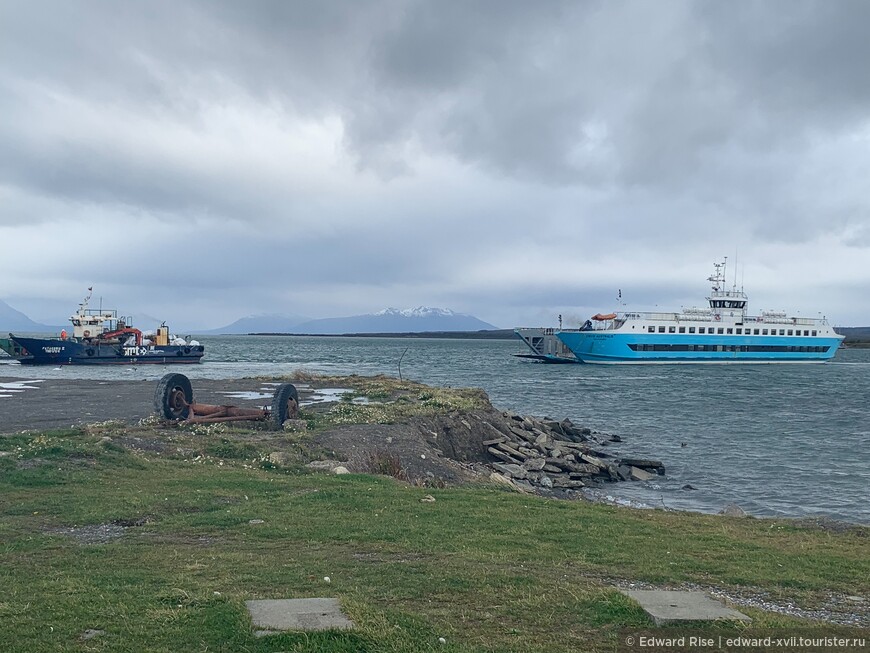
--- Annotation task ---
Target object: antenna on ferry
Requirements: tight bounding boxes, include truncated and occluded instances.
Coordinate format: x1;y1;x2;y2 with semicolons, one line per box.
733;248;739;290
710;259;725;291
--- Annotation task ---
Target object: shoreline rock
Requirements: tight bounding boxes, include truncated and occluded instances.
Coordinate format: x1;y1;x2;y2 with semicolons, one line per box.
477;413;664;495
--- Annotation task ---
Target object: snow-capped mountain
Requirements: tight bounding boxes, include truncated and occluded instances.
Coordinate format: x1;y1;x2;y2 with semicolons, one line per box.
290;307;498;334
374;307;460;318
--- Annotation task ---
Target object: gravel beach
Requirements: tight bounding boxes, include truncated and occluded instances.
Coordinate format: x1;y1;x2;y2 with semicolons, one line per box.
0;376;305;434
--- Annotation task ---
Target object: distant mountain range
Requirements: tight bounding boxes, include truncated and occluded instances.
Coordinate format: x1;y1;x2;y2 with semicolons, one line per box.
0;299;61;333
836;326;870;340
1;301;497;336
289;307;497;334
199;312;311;335
205;307;497;335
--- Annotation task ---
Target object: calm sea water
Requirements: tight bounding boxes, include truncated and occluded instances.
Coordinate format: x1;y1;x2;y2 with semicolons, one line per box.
3;335;869;523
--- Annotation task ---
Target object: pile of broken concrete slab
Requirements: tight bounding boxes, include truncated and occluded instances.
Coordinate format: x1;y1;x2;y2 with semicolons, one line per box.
484;413;664;493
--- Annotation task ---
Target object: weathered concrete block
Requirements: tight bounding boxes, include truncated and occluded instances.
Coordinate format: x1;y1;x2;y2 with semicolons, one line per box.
489;472;522;491
580;454;605;468
522;457;547;471
720;503;747;517
495;441;526;459
570;463;600;475
487;447;521;464
246;598;355;634
492;462;527;479
620;590;750;626
629;466;656;481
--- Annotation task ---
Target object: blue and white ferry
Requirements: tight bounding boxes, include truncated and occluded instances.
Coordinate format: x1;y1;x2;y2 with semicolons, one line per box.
557;261;844;364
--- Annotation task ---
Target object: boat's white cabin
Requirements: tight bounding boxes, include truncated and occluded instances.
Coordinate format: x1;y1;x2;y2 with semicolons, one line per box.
68;290;117;338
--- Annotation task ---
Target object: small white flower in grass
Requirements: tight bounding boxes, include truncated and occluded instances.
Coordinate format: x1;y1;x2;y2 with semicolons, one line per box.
439;637;446;644
323;576;331;583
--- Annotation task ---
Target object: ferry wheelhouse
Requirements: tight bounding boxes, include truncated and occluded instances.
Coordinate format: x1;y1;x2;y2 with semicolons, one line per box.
556;261;844;364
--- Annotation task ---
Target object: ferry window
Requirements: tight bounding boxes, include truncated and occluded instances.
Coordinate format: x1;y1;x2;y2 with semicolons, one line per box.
787;329;793;336
762;329;768;335
688;327;696;333
698;327;705;334
658;326;666;333
753;328;759;335
803;330;809;336
779;329;786;335
736;328;742;334
727;328;733;334
718;328;724;334
678;327;686;333
668;326;676;333
648;326;655;333
812;330;817;336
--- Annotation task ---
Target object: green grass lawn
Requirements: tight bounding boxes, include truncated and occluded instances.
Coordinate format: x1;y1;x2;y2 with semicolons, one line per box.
1;426;867;652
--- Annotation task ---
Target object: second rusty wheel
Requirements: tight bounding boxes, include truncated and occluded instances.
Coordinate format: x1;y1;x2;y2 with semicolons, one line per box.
154;373;193;420
269;383;299;430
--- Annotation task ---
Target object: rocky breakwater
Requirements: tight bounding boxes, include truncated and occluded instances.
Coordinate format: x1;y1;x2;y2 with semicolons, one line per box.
483;412;664;494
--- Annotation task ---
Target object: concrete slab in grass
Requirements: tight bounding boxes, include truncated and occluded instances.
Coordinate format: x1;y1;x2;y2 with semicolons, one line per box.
246;598;355;636
621;590;751;626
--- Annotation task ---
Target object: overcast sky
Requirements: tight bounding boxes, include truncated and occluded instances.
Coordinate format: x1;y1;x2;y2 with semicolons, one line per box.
2;0;869;330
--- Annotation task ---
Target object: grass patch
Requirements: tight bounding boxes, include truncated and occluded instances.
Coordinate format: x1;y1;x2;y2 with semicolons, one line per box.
1;422;868;652
281;374;491;432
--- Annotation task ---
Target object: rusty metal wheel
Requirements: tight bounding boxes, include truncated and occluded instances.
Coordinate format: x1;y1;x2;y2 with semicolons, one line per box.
154;373;193;420
269;383;299;430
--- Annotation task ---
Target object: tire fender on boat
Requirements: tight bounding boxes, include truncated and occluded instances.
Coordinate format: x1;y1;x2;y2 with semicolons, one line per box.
86;348;95;357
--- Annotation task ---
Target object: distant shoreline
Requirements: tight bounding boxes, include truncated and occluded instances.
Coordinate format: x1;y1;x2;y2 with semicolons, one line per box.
245;329;517;340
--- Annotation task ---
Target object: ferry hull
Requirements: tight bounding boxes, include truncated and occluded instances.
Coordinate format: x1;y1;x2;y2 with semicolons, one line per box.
557;332;842;365
10;336;204;366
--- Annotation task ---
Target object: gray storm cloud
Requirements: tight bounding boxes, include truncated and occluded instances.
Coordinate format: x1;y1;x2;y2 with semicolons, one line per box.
1;0;868;328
